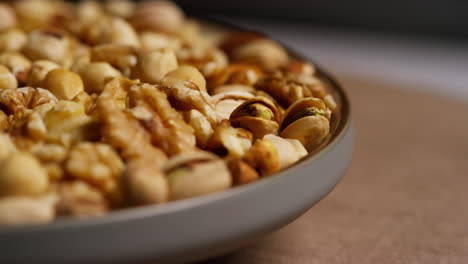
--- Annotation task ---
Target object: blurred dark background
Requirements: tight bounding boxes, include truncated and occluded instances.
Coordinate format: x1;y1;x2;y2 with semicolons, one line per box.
175;0;468;41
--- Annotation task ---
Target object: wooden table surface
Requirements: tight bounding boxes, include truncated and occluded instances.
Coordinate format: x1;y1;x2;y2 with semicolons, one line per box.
206;74;468;263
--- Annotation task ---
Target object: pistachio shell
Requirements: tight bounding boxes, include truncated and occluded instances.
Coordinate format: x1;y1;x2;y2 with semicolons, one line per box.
230;96;280;139
280;97;330;151
264;134;307;169
210;84;255;96
281;115;329;151
211;90;254;121
163;151;232;200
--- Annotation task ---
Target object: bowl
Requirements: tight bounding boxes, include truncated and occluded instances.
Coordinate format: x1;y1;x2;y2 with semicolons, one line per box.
0;19;353;264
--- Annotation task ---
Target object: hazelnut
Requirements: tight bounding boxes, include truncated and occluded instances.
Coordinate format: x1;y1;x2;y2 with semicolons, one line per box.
43;68;84;100
78;62;121;93
0;65;18;91
0;152;49;197
132;48;178;84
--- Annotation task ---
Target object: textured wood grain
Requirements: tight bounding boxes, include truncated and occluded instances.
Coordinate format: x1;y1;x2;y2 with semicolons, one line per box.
207;75;468;263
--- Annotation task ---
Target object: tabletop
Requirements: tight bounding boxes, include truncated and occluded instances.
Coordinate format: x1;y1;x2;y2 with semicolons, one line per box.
203;19;468;264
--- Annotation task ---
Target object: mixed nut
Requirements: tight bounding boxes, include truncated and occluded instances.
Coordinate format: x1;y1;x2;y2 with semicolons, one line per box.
0;0;337;225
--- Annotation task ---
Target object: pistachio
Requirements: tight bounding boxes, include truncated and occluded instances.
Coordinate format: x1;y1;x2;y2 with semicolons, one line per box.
163;151;232;200
230;97;280;139
280;97;330;151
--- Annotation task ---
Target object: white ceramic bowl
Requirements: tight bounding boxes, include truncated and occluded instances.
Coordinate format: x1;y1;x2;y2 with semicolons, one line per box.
0;22;353;264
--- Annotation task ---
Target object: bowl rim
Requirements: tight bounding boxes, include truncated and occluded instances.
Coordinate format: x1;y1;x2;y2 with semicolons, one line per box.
0;17;351;234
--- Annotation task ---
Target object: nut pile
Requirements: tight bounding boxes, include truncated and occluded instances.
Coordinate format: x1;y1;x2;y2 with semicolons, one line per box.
0;0;337;225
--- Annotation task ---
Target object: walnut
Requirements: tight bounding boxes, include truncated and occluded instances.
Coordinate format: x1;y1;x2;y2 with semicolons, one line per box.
66;142;124;204
96;85;168;164
0;87;58;118
127;83;196;156
207;63;263;90
33;143;67;163
0;110;8;131
176;46;228;77
56;181;108;217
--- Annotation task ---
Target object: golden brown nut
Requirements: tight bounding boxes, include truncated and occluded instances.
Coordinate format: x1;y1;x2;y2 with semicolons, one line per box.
0;87;58;118
0;4;16;31
132;48;178;84
0;133;16;160
0;28;27;52
243;138;280;176
186;109;214;148
84;16;140;47
139;31;181;51
72;91;95;114
280;97;330;151
26;111;47;140
97;81;168;163
56;181;108;217
0;51;31;83
0;152;49;197
66;142;124;204
176;46;228;77
163;151;232;200
161;65;207;93
104;0;136;18
227;158;259;185
159;76;217;126
230;96;281;140
26;60;60;88
43;100;98;147
231;39;289;70
207;120;253;158
0;195;56;226
263;134;307;169
13;0;65;32
0;65;18;91
255;72;315;107
282;60;316;76
122;158;169;205
211;90;255;121
127;83;196;156
22;30;73;68
208;63;263;90
130;0;185;35
91;44;137;77
78;62;122;94
0;111;8;131
43;69;84;100
33;143;67;163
